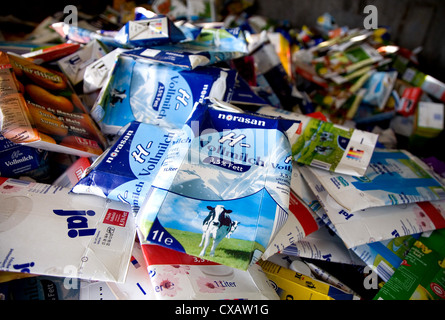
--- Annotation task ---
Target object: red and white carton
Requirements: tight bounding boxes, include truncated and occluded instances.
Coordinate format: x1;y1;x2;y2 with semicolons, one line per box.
396;87;422;117
138;238;278;300
21;43;81;64
52;157;92;188
262;191;321;260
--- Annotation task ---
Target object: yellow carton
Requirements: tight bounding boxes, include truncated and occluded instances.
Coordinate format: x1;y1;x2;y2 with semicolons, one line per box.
258;260;357;300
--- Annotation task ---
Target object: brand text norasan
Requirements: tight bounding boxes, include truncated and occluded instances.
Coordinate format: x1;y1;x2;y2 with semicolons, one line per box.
218;113;266;127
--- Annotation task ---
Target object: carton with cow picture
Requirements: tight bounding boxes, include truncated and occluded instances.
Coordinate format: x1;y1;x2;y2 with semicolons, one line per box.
136;99;296;270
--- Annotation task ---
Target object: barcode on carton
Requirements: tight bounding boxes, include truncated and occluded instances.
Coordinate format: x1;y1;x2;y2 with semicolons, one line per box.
376;260;394;282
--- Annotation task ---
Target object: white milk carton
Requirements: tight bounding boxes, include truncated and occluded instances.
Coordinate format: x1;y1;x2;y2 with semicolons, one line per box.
0;177;136;283
140;242;279;300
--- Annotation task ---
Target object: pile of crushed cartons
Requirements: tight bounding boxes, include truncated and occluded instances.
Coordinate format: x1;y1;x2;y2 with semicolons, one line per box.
1;1;444;301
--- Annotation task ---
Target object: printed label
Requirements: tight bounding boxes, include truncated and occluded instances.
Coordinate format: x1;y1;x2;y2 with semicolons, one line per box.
103;208;130;227
129;19;168;40
53;209;97;238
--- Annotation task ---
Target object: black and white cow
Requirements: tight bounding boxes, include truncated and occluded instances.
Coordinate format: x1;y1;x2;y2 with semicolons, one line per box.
199;205;239;257
110;88;127;106
226;220;240;239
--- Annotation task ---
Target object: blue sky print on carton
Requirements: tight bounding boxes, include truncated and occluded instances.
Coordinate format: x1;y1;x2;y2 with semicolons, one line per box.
151;188;282;247
94;53;237;135
137;102;295;270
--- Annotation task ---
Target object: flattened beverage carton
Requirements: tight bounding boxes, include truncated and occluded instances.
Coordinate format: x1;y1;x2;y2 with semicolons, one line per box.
282;225;365;266
0;177;136;283
57;40;108;86
299;161;445;249
374;229;445;300
352;234;420;283
257;106;378;176
300;148;445;213
262;189;321;260
139;242;279;300
114;16;186;48
136;99;295;270
123;27;248;70
72;121;182;212
91;52;237;135
258;260;358;300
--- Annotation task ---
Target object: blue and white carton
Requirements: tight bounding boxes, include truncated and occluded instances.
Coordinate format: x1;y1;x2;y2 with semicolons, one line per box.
72;121;182;213
135;100;296;270
91;52;237;135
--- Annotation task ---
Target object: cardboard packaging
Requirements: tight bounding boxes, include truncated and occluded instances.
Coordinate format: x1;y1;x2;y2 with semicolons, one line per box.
0;52;108;157
0;177;136;283
139;242;279;300
374;229;445;300
258;260;359;300
0;134;48;179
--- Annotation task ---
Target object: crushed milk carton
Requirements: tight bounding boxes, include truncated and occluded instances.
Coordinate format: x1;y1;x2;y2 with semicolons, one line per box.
71;121;182;212
299;148;445;213
299;162;445;249
262;161;326;260
262;190;321;260
114;16;186;48
136;99;296;270
91;52;237;135
123;27;248;69
139;242;279;300
0;177;136;283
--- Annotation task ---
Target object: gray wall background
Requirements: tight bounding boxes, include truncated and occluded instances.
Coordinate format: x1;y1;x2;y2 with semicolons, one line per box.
254;0;445;82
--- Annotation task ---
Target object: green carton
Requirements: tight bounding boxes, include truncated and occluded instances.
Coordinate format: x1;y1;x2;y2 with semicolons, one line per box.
374;228;445;300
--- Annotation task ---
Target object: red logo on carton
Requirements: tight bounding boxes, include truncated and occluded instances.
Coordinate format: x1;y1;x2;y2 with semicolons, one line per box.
430;282;445;299
103;209;129;227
